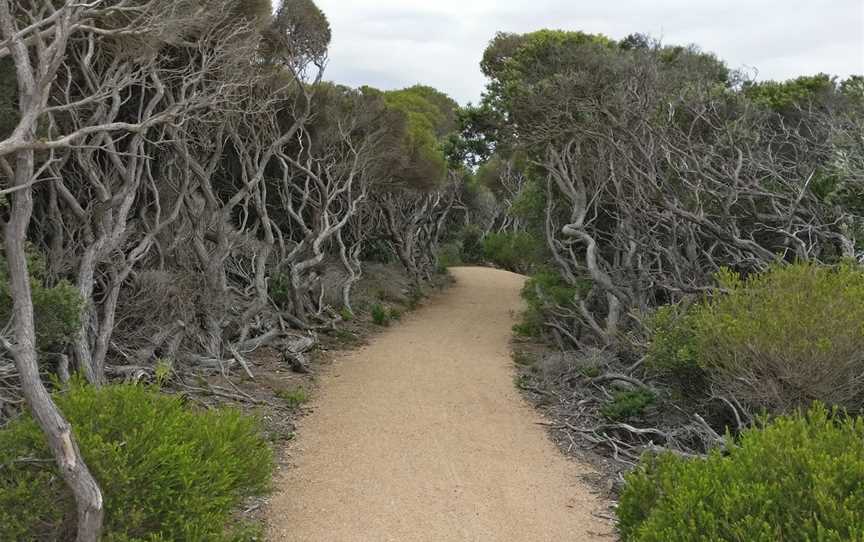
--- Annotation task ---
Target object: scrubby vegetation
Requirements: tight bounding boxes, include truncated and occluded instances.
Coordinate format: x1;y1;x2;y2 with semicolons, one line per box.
1;0;861;538
1;1;463;536
449;25;863;539
618;404;864;542
648;263;864;415
0;382;272;541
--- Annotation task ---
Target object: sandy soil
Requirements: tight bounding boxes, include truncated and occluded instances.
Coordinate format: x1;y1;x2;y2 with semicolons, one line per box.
267;267;614;541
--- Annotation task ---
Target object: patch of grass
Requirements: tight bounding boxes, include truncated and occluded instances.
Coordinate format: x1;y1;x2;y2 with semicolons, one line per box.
601;389;656;421
276;387;309;408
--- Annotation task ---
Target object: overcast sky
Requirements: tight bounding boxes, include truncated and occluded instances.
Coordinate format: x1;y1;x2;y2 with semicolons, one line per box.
313;0;864;105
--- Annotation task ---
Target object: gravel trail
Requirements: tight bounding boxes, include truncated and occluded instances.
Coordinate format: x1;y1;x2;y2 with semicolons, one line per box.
267;267;613;541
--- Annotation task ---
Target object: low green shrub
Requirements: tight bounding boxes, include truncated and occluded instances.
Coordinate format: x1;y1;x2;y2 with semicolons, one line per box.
618;403;864;541
436;241;463;271
339;306;354;322
644;303;706;395
459;224;485;263
277;387;309;408
371;303;391;326
512;308;545;338
0;381;273;541
0;252;83;350
601;389;656;421
268;272;291;309
514;268;591;339
482;231;544;273
647;262;864;413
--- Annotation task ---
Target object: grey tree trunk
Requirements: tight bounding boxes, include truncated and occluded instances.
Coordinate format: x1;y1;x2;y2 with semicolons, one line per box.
3;150;104;542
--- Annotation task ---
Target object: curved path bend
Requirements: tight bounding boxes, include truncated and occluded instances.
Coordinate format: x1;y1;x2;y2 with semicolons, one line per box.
267;266;613;541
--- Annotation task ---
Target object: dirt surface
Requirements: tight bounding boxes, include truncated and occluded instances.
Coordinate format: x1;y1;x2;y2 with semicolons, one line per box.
267;267;614;541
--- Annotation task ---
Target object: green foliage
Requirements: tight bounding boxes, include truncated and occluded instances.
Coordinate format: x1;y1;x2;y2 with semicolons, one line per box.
744;73;836;111
266;0;331;62
0;251;83;351
647;263;864;413
618;404;864;542
514;269;591;339
383;85;459;190
512;308;545;338
339;306;354;322
0;57;18;139
458;225;485;264
370;303;391;326
269;272;292;309
601;389;656;421
277;387;309;408
482;231;544;273
481;29;615;85
361;239;396;264
0;381;273;541
436;242;464;270
645;304;703;390
509;178;546;227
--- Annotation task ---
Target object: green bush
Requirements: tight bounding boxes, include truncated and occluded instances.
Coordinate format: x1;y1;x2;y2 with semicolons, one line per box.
482;231;544;273
644;303;706;395
277;387;309;408
268;272;291;309
0;252;83;350
647;263;864;413
601;389;656;421
514;268;591;339
370;303;391;326
618;404;864;542
459;225;485;263
436;242;463;271
0;381;273;541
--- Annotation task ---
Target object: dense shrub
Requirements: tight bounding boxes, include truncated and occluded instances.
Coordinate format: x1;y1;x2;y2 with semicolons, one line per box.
647;263;864;413
0;382;273;541
482;231;544;273
644;303;706;395
371;303;391;326
618;404;864;541
458;225;485;263
514;269;591;338
269;272;292;309
0;253;83;350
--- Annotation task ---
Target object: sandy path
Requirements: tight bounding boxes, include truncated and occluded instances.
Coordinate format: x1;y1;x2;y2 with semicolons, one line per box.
267;267;613;541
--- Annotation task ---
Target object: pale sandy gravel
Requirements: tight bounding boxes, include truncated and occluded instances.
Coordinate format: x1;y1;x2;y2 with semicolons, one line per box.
267;267;615;541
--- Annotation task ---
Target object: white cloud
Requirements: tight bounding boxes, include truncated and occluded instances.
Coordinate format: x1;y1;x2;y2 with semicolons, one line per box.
314;0;864;104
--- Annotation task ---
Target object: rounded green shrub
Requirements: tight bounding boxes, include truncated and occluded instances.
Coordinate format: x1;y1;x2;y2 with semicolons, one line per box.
618;404;864;541
0;381;273;541
647;262;864;413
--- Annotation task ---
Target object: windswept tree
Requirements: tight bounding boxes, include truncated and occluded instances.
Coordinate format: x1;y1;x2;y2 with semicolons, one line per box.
464;30;861;347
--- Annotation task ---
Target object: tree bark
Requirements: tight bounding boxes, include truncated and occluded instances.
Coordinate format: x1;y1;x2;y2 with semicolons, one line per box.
3;151;104;542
